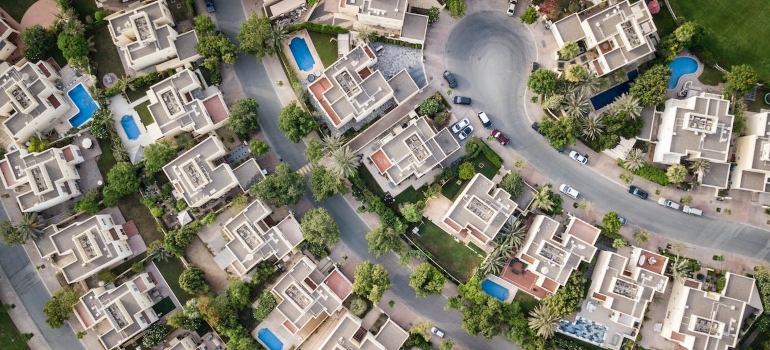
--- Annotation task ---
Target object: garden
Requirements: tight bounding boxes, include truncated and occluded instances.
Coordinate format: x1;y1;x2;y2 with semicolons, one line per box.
412;219;482;282
0;303;31;350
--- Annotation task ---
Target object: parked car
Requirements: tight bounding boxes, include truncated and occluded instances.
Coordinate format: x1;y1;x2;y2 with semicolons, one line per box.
530;61;539;73
453;96;472;105
657;197;681;210
628;186;648;200
477;111;492;128
431;327;445;338
532;122;545;135
458;125;474;140
682;206;703;216
559;184;579;199
451;118;470;133
491;129;510;145
205;0;216;12
569;150;588;165
618;215;627;225
507;2;516;16
443;70;457;88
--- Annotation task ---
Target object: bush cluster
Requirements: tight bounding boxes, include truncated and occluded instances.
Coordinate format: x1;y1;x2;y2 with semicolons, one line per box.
465;137;503;168
350;177;407;234
617;159;670;186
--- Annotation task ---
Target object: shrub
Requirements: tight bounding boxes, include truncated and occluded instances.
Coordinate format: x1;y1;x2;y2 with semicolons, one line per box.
97;269;117;284
350;298;367;316
617;159;670;186
253;290;277;322
131;261;145;274
458;162;475;180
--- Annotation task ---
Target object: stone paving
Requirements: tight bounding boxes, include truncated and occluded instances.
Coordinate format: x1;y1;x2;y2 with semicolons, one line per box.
370;43;427;87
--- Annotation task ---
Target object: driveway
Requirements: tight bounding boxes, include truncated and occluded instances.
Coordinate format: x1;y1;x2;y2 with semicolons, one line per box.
444;12;770;262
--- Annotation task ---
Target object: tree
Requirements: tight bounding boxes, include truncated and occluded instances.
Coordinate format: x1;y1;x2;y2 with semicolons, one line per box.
278;101;316;143
97;269;117;284
724;64;758;98
624;148;645;171
141;323;170;348
322;134;345;153
673;21;700;47
329;146;359;178
253;290;276;322
227;98;260;136
179;268;210;295
102;162;140;206
446;0;466;18
532;187;554;212
671;257;688;284
237;14;276;59
579;113;605;141
193;15;216;35
14;212;45;243
423;183;442;200
350;298;367;316
399;201;425;223
227;279;251;310
500;172;525;199
458;162;475;180
612;238;627;250
147;240;172;262
602;211;623;235
445;276;529;340
563;91;590;118
410;263;446;298
528;304;559;338
565;64;587;82
629;64;671;107
164;225;200;257
131;261;145;274
301;208;340;247
410;321;432;342
579;71;608;96
366;225;403;257
143;140;178;174
305;138;324;164
249;139;270;157
57;32;88;67
0;220;21;246
497;219;526;250
559;41;580;60
89;107;113;140
539;116;580;150
309;165;348;201
689;158;711;183
609;93;642;120
27;136;49;153
418;98;441;116
251;163;306;206
167;311;201;330
440;339;456;350
427;6;440;23
527;69;558;95
542;94;564;110
543;271;586;317
666;164;688;184
353;261;390;303
196;32;238;69
634;229;650;245
521;7;538;24
43;286;81;328
22;25;50;61
183;299;201;319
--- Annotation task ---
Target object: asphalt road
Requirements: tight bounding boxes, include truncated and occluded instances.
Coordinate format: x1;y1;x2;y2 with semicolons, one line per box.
444;11;770;262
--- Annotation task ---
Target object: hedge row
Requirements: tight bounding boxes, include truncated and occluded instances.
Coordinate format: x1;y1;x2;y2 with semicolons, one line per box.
466;137;503;168
369;35;423;50
286;22;349;35
104;69;173;97
617;159;670;186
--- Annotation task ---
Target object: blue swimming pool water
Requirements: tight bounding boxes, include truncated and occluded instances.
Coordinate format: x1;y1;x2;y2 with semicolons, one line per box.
120;115;140;140
289;37;315;72
589;70;638;110
258;328;283;350
668;56;698;90
67;84;99;128
481;279;510;301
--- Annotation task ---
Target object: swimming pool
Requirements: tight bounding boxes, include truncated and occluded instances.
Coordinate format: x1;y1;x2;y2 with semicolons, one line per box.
668;56;698;90
589;70;638;110
481;279;510;301
258;328;283;350
121;115;140;140
289;37;315;72
67;84;99;128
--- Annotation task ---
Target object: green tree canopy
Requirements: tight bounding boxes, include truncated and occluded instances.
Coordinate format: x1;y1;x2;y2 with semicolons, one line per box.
251;163;306;206
278;101;316;143
0;220;22;246
227;98;260;136
629;64;671;107
521;7;538;24
193;15;216;35
427;7;440;23
500;172;525;199
305;138;324;164
249;139;270;157
309;165;348;201
724;64;758;98
410;320;432;342
142;323;170;348
459;162;475;180
196;30;238;72
143;140;178;174
673;21;701;47
366;224;403;257
543;271;586;318
43;286;81;328
22;25;50;61
418;98;441;116
226;278;251;310
446;0;466;18
167;311;201;331
398;201;425;223
353;261;391;303
301;208;340;247
602;211;623;235
253;290;276;322
666;164;688;184
445;276;530;340
527;69;559;95
164;225;200;257
102;162;140;206
559;41;580;60
57;32;88;68
409;263;446;298
179;268;210;295
237;14;275;59
350;298;367;316
539;116;580;150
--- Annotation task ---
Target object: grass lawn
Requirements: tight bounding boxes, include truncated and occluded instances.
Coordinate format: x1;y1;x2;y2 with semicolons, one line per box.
0;303;30;350
307;31;338;68
467;242;486;257
110;253;146;276
151;296;176;317
358;165;386;198
96;138;116;177
414;219;481;282
652;11;677;38
698;65;724;86
169;0;193;23
155;257;195;304
513;293;540;314
747;87;770;112
126;88;147;103
667;0;770;80
441;154;501;200
72;0;98;21
89;26;126;83
135;101;154;126
0;0;35;22
117;193;164;244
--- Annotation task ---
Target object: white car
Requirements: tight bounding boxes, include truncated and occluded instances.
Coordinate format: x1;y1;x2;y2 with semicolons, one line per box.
657;197;681;210
569;151;588;165
458;125;474;140
507;3;516;16
559;184;579;199
431;326;445;338
451;118;470;133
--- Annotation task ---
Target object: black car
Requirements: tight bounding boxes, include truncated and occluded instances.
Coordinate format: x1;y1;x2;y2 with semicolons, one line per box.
443;70;457;88
532;122;545;135
205;0;216;12
628;185;649;200
453;96;471;105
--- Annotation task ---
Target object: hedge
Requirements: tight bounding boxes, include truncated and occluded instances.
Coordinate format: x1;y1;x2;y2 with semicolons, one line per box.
466;137;503;168
104;69;173;97
617;159;670;186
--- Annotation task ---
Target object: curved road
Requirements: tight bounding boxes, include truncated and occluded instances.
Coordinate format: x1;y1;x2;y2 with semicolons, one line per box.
444;11;770;262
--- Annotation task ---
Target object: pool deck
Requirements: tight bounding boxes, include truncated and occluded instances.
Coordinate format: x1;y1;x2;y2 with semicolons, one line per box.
54;73;94;135
107;95;154;164
282;29;325;83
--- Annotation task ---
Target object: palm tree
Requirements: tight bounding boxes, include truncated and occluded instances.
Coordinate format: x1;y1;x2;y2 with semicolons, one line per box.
528;304;560;339
14;212;45;242
688;158;711;183
531;187;554;212
579;113;605;141
356;27;375;45
322;134;345;153
624;148;645;171
671;257;689;284
147;241;172;262
114;75;134;97
479;248;509;275
268;24;287;52
579;71;607;95
61;18;85;37
610;93;643;120
111;137;128;161
329;146;359;178
53;8;78;30
563;91;590;119
496;220;526;250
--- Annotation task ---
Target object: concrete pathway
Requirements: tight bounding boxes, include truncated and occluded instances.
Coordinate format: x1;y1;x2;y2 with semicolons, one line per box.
20;0;58;30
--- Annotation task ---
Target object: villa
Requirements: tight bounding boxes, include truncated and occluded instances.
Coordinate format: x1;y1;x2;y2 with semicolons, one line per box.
661;273;763;350
321;0;429;45
215;199;304;278
0;60;71;143
0;145;84;212
550;0;658;76
166;334;198;350
255;256;353;350
733;111;770;192
308;45;419;133
313;310;409;350
143;69;230;141
652;92;734;190
441;173;517;247
106;0;201;73
34;214;133;284
368;113;460;189
73;272;160;350
506;215;599;299
0;15;19;62
163;135;263;208
583;246;669;349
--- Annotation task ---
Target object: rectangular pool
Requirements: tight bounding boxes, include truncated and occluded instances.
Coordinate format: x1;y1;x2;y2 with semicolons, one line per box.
481;279;510;301
67;83;99;128
589;70;638;110
258;328;283;350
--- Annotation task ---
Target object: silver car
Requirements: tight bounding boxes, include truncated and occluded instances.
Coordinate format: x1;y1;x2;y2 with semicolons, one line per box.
458;125;474;140
451;118;470;133
569;151;588;165
559;184;579;199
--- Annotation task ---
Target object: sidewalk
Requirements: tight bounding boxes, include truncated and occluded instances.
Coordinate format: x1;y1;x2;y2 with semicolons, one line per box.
0;265;52;350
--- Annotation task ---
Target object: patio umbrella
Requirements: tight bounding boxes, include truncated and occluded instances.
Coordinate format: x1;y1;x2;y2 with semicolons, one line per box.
648;0;661;14
82;138;93;149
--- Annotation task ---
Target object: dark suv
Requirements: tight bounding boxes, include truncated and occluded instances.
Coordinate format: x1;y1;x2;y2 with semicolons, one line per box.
443;70;457;88
628;186;649;200
205;0;216;12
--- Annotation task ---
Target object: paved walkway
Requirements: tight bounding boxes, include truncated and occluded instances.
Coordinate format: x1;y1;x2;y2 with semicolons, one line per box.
0;265;52;350
20;0;58;30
